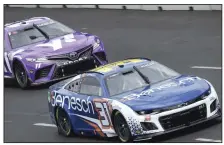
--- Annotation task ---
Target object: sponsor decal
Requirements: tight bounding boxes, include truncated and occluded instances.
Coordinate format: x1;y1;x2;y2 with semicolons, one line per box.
69;52;78;59
121;77;201;101
50;92;95;114
177;102;188;108
62;56;88;66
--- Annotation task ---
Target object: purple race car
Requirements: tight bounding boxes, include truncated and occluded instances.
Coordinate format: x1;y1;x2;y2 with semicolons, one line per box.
4;17;108;89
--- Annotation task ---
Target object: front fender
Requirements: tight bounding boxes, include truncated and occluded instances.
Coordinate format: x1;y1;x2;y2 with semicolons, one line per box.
111;100;145;136
12;58;29;77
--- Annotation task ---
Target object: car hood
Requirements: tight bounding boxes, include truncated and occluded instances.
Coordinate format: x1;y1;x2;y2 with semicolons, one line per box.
11;32;95;58
112;75;210;111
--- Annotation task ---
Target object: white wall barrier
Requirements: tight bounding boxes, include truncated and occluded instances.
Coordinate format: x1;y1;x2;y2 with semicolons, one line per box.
5;5;222;11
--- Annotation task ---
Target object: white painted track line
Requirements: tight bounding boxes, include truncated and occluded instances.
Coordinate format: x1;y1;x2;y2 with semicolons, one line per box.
34;123;56;127
195;138;221;142
191;66;222;70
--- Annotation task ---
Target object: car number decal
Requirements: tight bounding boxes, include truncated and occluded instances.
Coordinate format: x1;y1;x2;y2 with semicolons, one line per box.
35;63;42;69
93;100;113;129
37;34;76;51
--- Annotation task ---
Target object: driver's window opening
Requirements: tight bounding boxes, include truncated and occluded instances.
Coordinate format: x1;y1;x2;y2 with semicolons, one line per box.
65;79;80;93
80;76;102;97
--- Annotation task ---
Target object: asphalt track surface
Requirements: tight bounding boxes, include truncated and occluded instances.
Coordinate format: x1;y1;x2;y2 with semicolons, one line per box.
4;8;222;143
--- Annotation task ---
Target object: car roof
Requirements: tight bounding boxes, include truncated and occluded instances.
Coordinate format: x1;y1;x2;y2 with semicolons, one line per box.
4;17;51;32
90;58;150;76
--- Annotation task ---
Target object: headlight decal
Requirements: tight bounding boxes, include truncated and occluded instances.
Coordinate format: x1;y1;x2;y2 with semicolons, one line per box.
93;38;101;50
201;87;211;99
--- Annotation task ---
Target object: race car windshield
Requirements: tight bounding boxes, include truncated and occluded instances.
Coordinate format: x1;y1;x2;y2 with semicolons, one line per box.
137;62;180;84
106;70;148;97
9;21;74;48
9;27;47;48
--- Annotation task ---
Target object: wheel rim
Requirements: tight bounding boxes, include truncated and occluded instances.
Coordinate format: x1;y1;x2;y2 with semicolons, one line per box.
57;109;71;135
15;64;27;87
114;113;130;141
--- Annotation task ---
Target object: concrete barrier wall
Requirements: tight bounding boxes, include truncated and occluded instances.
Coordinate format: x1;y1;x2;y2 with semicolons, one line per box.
5;4;222;10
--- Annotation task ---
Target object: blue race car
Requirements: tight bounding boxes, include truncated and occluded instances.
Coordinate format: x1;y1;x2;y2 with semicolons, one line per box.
48;58;221;142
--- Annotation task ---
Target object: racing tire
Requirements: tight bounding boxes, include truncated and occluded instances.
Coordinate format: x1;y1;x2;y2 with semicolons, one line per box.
14;61;30;89
56;107;73;137
113;111;133;142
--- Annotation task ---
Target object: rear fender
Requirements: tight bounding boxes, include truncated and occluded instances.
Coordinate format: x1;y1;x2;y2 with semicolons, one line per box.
54;104;75;129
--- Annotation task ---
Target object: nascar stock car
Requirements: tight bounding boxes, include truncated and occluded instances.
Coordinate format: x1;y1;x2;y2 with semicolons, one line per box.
4;17;108;89
48;58;221;142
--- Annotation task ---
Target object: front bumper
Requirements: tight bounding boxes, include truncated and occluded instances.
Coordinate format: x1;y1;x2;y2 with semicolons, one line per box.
133;109;221;141
129;88;221;141
25;43;108;85
31;57;103;85
29;56;107;86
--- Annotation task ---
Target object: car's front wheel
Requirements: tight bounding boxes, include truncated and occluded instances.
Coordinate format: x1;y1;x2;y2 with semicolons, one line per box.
56;107;73;137
113;111;132;142
14;61;30;89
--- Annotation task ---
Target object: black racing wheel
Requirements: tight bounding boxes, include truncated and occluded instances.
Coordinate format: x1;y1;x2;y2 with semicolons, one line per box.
56;107;73;137
14;61;30;89
113;111;132;142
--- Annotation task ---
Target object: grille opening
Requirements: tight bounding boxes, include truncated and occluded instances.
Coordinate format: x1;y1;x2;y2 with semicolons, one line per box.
140;122;158;131
210;99;217;113
159;104;207;131
94;52;107;62
53;59;96;79
151;94;205;114
79;48;92;58
35;65;52;80
47;45;93;61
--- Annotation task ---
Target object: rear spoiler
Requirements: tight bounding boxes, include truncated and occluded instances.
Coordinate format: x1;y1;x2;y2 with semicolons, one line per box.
4;17;49;27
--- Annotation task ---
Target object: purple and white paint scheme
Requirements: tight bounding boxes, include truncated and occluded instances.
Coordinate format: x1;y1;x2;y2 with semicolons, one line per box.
4;17;108;88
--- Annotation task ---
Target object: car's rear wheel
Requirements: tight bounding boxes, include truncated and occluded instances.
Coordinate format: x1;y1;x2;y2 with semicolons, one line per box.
113;111;132;142
14;62;30;89
56;107;73;137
